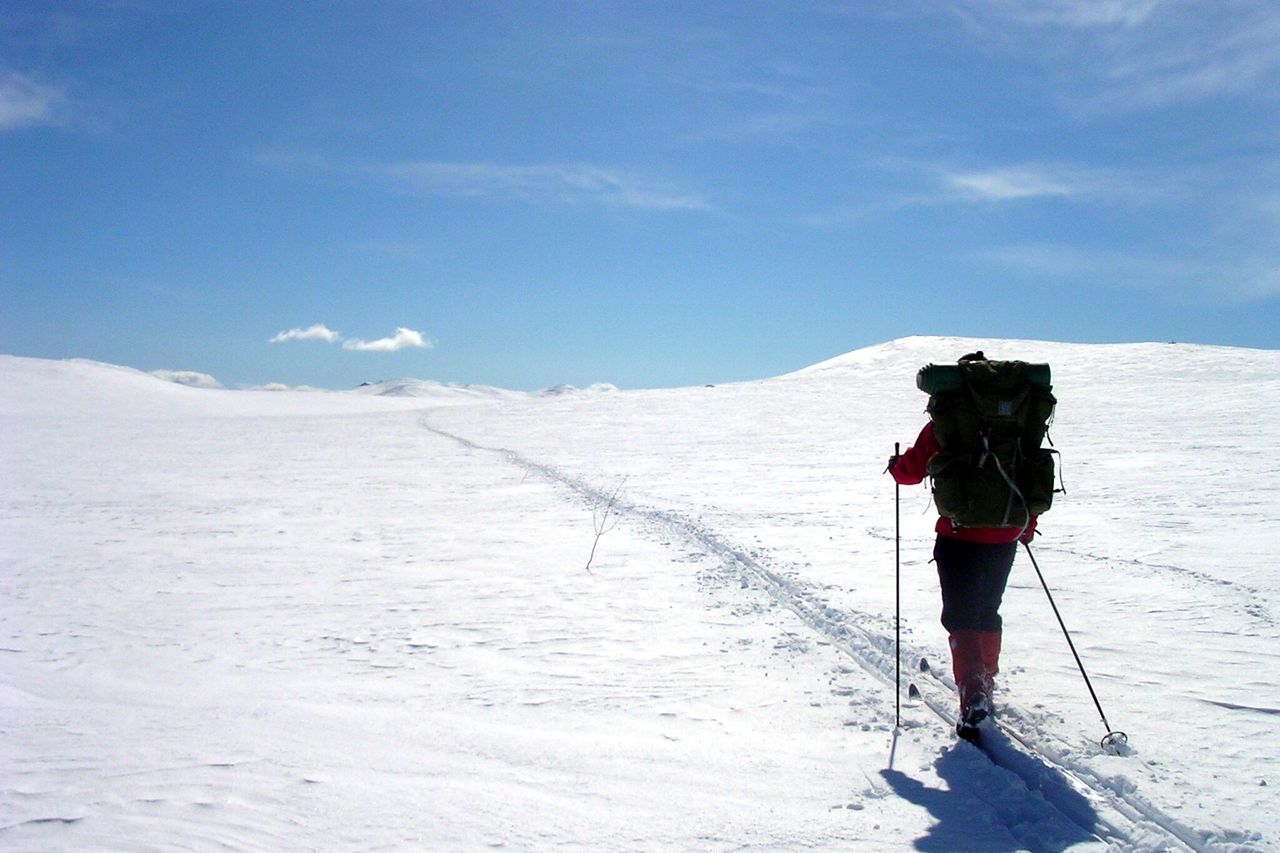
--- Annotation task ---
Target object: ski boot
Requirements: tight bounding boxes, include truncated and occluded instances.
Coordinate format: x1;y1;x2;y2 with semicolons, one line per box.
956;692;991;744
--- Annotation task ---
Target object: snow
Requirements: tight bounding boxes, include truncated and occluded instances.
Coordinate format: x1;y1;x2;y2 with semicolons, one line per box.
2;337;1277;852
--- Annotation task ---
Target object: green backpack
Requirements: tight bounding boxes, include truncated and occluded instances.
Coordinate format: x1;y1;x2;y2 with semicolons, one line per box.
916;353;1059;530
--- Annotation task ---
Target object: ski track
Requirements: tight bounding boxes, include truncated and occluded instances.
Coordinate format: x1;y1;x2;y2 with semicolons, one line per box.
1048;547;1275;629
423;416;1239;853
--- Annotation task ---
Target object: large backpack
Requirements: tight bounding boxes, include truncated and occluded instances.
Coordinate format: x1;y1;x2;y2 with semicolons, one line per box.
916;352;1059;530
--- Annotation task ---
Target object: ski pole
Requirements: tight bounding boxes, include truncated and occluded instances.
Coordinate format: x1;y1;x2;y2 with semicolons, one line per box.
888;444;907;729
1022;542;1128;751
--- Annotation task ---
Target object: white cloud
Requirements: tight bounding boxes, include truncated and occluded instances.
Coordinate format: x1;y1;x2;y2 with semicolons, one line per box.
0;72;68;131
269;323;432;353
945;166;1080;202
150;369;222;389
342;327;432;353
803;160;1143;227
881;160;1131;208
242;382;325;392
257;150;712;212
270;324;341;344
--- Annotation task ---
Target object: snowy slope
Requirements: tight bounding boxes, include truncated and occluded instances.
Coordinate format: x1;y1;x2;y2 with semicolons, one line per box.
354;377;526;404
0;355;435;419
2;341;1277;851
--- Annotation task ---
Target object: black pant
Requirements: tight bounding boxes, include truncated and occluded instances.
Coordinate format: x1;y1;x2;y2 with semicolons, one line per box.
934;536;1016;633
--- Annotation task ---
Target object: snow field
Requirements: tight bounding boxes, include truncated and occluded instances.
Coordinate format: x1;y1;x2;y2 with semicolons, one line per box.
4;392;927;849
3;337;1278;851
428;336;1280;851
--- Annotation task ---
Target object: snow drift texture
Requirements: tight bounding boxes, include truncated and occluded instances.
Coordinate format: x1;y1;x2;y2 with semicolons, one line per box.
2;337;1277;852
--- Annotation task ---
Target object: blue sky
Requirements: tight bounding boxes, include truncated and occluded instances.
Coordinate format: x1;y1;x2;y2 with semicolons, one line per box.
3;1;1278;390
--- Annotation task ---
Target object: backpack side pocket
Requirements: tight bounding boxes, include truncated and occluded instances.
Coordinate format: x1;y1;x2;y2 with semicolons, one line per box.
1023;448;1057;516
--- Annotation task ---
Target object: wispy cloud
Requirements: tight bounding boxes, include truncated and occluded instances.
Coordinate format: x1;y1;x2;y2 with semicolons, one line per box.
372;161;713;211
890;160;1132;207
828;0;1159;28
676;108;838;147
1089;8;1280;111
802;159;1145;227
257;151;712;212
959;0;1161;29
270;324;341;344
947;1;1280;111
943;165;1087;202
976;242;1280;304
341;328;431;353
0;72;68;131
270;323;432;353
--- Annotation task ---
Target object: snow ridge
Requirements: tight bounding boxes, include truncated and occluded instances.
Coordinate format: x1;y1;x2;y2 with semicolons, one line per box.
420;415;1218;853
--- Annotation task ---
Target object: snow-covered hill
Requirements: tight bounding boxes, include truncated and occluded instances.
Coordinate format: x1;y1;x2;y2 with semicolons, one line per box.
2;339;1277;851
354;377;525;404
0;355;434;419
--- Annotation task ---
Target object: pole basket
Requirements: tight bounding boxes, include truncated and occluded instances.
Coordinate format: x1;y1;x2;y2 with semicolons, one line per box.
1101;730;1129;753
1023;543;1130;756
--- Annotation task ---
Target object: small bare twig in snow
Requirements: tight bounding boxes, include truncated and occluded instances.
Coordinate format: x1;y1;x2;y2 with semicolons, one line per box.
585;478;626;572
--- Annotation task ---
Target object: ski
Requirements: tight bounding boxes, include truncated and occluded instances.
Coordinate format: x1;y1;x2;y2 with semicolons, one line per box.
913;656;991;744
913;656;999;748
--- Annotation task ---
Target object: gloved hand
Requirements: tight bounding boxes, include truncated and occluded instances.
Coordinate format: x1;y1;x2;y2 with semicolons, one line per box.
1019;518;1038;545
885;454;901;475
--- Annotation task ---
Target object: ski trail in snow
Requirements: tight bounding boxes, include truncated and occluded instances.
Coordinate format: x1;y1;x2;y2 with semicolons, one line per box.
907;662;1229;853
422;417;1222;853
1039;542;1276;628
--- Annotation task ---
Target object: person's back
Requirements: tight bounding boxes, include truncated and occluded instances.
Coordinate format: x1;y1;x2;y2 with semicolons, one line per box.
888;351;1054;741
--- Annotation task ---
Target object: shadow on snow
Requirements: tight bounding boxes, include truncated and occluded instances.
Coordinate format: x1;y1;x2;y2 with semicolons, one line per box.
881;730;1100;853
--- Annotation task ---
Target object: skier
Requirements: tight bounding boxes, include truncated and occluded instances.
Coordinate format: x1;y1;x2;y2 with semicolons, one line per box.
888;354;1041;742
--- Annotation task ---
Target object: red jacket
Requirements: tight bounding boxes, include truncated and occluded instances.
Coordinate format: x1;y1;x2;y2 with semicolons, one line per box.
889;422;1036;544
